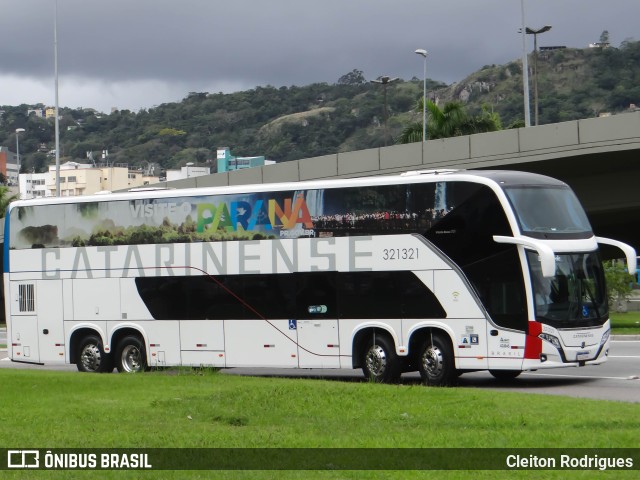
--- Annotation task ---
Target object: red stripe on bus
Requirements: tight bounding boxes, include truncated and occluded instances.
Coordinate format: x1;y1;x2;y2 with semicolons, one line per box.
525;321;543;359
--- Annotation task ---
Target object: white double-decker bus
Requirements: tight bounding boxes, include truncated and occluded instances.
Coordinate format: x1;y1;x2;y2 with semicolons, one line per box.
3;170;636;385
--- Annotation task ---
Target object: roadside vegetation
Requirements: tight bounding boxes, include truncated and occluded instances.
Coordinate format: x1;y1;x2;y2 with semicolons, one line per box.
0;368;638;479
611;311;640;334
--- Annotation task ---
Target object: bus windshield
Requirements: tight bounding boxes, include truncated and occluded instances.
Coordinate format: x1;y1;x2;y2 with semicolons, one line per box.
527;251;608;328
503;186;592;239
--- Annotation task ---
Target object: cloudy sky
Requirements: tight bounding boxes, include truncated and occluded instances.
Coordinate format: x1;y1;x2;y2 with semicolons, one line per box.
1;0;637;113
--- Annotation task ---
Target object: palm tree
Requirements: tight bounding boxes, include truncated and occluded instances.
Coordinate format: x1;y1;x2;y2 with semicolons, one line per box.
425;100;469;139
397;121;424;144
0;186;18;218
397;99;502;143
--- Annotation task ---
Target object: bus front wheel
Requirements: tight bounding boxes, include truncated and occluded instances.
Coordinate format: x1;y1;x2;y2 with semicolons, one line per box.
115;335;147;373
77;335;112;373
361;334;401;383
418;333;456;386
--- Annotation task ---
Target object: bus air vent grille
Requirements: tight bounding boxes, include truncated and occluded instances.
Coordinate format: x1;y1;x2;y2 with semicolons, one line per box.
18;284;35;313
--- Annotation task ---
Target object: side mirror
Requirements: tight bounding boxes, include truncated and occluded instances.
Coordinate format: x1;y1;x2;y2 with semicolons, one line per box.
596;237;637;275
493;235;556;277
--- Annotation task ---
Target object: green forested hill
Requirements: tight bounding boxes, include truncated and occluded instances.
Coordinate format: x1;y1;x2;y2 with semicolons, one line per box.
1;40;639;175
437;39;640;126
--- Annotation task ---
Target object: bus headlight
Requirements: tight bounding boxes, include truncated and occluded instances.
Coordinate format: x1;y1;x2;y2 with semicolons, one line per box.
539;333;562;350
600;329;610;346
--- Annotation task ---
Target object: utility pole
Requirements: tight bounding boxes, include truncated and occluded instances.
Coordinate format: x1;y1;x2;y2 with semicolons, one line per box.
370;75;399;146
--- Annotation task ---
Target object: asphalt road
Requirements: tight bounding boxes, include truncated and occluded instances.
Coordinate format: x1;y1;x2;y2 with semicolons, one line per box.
222;340;640;403
1;330;637;402
456;339;640;402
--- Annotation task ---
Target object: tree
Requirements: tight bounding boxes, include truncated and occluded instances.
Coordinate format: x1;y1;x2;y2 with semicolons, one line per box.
604;260;634;312
170;147;212;166
397;121;424;144
0;186;18;217
427;100;467;138
397;100;466;143
600;30;610;44
397;99;501;143
337;69;367;86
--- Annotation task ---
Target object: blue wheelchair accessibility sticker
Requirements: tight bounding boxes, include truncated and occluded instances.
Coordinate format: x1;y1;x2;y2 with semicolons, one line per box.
289;319;297;330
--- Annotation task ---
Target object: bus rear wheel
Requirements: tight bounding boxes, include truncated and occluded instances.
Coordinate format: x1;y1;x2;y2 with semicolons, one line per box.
418;333;456;386
77;335;112;373
361;334;401;383
116;335;147;373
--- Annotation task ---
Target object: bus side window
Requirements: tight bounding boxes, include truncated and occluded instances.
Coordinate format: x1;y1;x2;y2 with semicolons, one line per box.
294;272;337;319
337;271;445;320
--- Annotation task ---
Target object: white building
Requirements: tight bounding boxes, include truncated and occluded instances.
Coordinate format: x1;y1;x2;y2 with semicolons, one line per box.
166;164;211;182
17;162;160;199
18;172;48;200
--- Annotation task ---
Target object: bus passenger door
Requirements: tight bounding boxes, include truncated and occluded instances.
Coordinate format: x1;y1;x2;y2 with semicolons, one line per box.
486;327;526;371
36;280;66;363
483;276;527;371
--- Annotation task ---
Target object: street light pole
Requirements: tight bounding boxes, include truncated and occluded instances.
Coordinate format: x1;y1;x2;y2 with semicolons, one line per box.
520;0;531;127
15;128;25;183
370;75;399;146
54;0;61;197
526;25;552;126
415;49;428;142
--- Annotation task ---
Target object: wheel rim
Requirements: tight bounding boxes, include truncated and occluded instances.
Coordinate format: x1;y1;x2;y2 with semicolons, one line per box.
120;344;142;373
80;344;101;372
365;345;387;377
422;344;444;379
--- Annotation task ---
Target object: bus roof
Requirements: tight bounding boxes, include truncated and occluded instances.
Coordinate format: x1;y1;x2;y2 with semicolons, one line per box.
6;169;567;212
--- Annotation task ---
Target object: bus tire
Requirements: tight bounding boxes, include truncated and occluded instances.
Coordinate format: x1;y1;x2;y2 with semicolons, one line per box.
77;335;112;373
418;333;456;386
361;334;401;383
115;335;147;373
489;370;522;381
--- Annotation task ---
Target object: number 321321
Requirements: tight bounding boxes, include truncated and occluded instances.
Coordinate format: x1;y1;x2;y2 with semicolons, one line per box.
382;248;419;260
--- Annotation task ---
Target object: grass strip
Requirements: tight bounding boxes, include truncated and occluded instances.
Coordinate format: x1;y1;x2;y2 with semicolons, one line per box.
610;311;640;334
0;368;638;479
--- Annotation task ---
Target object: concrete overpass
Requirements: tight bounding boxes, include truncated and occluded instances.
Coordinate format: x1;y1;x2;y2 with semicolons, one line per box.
163;112;640;253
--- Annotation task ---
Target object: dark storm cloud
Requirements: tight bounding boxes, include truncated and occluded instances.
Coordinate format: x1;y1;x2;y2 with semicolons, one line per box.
1;0;638;110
